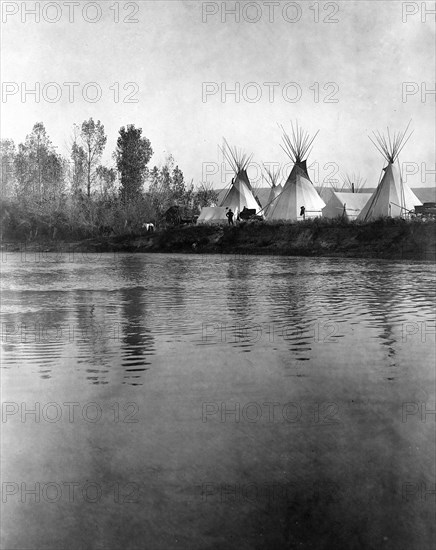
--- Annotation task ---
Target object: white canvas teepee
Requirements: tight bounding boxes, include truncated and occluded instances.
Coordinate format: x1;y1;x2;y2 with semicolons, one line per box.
267;123;325;221
261;165;282;217
322;192;372;220
358;123;422;221
219;139;260;216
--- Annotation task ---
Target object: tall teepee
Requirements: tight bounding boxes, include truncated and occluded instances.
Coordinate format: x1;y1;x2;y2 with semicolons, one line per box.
219;139;260;215
358;123;422;221
267;123;325;220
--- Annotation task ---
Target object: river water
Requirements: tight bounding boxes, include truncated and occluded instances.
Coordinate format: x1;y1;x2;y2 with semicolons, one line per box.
1;252;435;549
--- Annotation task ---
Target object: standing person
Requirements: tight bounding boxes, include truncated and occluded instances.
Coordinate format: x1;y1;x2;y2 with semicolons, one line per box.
300;206;306;220
226;208;234;226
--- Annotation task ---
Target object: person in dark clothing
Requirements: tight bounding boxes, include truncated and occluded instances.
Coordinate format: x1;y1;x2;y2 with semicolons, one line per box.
226;208;234;225
300;206;306;219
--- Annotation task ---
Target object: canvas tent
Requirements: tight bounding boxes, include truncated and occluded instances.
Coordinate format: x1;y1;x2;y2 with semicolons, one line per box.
358;123;422;221
261;165;283;218
197;206;227;224
264;184;282;217
219;140;260;217
322;192;372;220
267;123;325;221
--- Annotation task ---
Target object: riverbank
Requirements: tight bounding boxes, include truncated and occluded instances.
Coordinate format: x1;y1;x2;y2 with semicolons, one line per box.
2;219;435;261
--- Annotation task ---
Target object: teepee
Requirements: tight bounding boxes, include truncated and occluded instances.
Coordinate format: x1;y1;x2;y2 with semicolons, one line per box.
322;192;372;220
219;139;260;216
261;165;283;217
267;123;325;221
358;123;422;221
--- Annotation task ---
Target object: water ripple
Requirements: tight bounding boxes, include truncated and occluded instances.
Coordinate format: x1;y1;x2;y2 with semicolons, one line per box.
1;254;435;385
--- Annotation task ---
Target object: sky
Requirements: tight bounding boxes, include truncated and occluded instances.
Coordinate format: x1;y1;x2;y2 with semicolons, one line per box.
1;0;435;188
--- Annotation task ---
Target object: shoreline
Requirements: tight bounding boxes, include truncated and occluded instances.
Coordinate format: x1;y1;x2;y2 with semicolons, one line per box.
2;219;435;262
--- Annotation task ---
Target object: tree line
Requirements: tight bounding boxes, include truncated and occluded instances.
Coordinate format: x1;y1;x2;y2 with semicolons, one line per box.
0;120;218;240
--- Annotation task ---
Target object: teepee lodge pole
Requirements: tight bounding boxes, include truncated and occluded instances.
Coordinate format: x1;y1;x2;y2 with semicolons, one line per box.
341;173;367;193
279;121;320;166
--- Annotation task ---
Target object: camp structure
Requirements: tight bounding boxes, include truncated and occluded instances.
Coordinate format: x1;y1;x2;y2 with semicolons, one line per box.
260;165;283;217
357;123;422;221
322;172;370;219
219;139;260;217
322;192;372;220
340;172;367;194
196;206;227;224
250;176;264;211
267;123;325;221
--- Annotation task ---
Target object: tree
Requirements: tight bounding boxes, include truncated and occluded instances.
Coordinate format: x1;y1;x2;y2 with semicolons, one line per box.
147;156;195;220
80;118;107;197
171;165;186;202
14;122;65;202
194;182;219;210
0;139;17;198
96;165;117;197
115;125;153;202
148;166;160;188
70;125;87;196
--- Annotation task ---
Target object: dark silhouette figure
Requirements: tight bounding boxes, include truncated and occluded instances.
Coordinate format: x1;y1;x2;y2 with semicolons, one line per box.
300;206;306;219
226;209;234;225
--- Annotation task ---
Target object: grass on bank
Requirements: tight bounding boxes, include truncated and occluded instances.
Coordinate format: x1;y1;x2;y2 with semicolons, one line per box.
1;195;434;246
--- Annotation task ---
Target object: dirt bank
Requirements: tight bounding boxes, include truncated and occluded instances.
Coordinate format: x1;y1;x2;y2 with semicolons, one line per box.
3;219;435;261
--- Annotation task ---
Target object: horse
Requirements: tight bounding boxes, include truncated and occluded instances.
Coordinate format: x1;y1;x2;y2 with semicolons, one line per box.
142;223;155;233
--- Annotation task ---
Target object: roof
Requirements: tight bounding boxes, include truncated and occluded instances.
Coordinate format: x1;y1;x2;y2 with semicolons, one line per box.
328;192;373;208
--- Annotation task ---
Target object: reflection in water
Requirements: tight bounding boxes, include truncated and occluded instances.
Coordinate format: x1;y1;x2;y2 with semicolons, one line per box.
73;290;115;385
0;290;69;380
1;253;435;550
225;259;258;352
119;286;153;386
226;259;252;315
269;262;315;366
360;270;398;376
1;255;435;389
117;256;155;386
151;256;189;342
